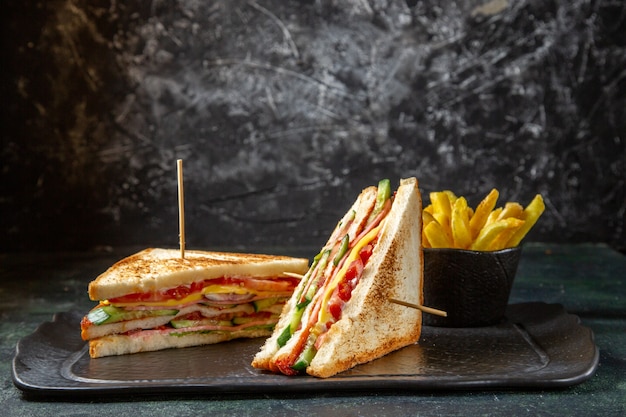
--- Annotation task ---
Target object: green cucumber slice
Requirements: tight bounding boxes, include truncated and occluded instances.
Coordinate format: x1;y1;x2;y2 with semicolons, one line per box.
87;305;178;325
253;297;280;312
374;179;391;213
170;319;232;329
333;234;350;265
291;336;317;372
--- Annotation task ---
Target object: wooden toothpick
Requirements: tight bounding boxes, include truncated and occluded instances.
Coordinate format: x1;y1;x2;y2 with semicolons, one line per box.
281;272;447;317
388;298;448;317
283;272;305;279
177;159;185;259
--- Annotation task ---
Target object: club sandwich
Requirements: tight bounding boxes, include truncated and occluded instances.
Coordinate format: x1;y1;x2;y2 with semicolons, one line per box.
81;248;309;358
252;177;423;378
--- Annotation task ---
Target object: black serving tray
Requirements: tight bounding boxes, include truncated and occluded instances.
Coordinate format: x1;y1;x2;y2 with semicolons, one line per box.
12;302;598;398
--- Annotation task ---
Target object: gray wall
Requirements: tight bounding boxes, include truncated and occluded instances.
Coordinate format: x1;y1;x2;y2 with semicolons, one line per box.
1;0;624;253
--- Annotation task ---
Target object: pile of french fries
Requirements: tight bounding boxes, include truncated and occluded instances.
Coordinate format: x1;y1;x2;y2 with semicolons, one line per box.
422;189;545;251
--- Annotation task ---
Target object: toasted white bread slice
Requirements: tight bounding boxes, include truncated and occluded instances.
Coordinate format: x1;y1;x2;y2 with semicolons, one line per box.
252;177;423;378
89;328;272;358
88;248;310;301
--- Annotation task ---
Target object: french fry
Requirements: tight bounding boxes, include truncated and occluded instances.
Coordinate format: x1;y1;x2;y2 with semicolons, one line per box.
422;210;436;227
451;197;472;249
422;211;436;248
485;219;525;250
424;220;453;248
484;207;503;227
443;190;458;205
497;202;524;221
430;191;452;220
469;189;499;239
470;217;524;251
432;212;453;244
506;194;545;247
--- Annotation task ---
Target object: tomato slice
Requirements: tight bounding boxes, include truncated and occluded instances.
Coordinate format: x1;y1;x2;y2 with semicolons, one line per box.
108;276;299;304
329;300;343;321
359;243;374;264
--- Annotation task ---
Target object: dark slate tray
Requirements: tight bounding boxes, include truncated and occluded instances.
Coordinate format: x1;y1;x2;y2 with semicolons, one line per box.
12;302;598;398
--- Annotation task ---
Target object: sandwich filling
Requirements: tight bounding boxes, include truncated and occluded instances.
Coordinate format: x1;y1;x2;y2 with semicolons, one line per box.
80;275;300;342
273;179;392;375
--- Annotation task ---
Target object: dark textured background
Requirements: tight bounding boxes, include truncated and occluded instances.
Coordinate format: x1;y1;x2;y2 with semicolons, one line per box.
1;0;624;253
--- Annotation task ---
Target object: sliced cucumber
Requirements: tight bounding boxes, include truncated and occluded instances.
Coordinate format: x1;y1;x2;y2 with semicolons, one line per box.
253;297;280;312
333;234;350;265
291;335;317;372
87;305;178;325
375;179;391;211
277;325;293;347
170;318;232;329
277;304;307;348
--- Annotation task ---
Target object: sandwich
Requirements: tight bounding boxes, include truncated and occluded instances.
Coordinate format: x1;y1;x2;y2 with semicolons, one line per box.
81;248;309;358
252;177;423;378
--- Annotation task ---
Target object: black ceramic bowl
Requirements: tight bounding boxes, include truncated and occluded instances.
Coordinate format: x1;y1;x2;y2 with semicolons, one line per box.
422;246;522;327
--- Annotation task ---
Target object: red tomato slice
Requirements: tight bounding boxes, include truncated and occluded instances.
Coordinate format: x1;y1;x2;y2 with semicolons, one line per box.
108;277;299;304
329;300;343;321
359;243;374;264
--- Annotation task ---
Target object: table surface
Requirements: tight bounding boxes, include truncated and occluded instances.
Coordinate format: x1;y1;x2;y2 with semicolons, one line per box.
1;243;624;416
